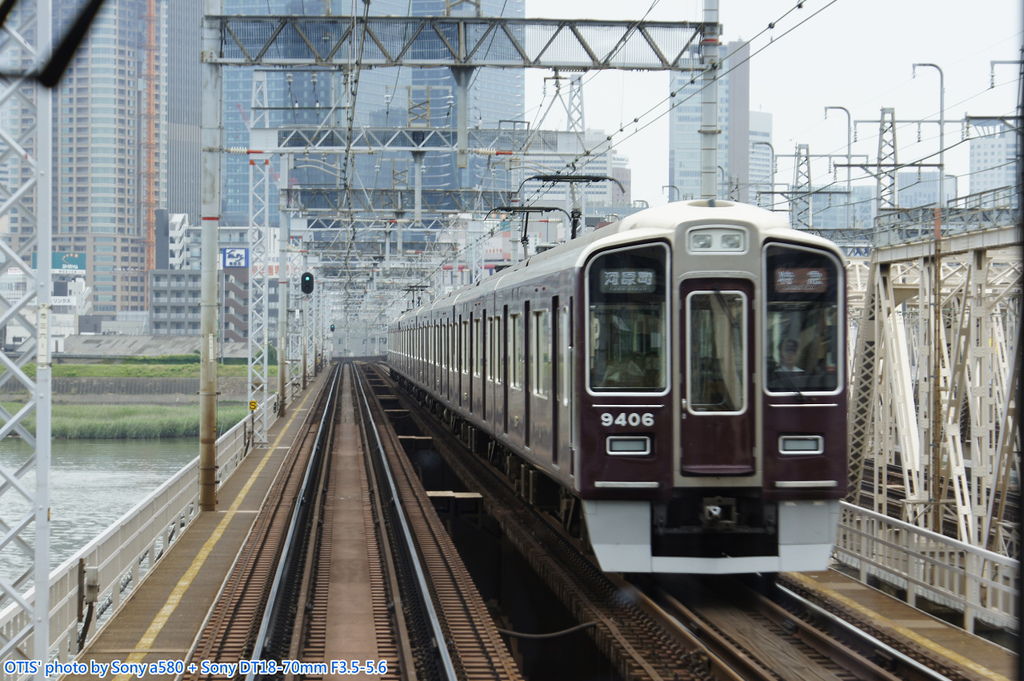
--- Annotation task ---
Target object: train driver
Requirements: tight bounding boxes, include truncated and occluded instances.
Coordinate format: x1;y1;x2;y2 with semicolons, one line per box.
776;338;804;373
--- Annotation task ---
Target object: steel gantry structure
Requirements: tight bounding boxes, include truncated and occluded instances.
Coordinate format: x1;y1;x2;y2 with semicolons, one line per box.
200;3;724;400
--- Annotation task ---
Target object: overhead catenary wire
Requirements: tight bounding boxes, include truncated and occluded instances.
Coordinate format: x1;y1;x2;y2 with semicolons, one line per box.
517;0;844;209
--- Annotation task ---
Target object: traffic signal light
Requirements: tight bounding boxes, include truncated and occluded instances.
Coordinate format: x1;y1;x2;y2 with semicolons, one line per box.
329;323;335;332
300;271;314;294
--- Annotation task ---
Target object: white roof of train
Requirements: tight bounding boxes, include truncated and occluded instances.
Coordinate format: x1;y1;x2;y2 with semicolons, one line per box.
392;200;838;325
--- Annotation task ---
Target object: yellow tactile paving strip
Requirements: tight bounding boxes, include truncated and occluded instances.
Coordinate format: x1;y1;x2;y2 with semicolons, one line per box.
789;571;1017;681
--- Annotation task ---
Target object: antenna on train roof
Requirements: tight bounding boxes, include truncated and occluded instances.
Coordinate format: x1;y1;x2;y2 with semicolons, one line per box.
486;206;575;259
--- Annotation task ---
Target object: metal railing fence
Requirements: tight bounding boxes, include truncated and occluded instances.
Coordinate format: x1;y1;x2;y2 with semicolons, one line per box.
834;501;1018;633
0;395;279;679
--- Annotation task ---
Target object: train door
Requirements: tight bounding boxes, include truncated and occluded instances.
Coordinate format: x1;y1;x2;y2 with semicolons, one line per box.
551;296;560;466
558;298;573;473
502;304;509;434
479;309;487;421
523;300;531;448
460;315;469;408
679;279;755;475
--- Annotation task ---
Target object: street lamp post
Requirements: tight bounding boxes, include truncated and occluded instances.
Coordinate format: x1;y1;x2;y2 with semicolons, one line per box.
752;141;774;208
824;106;852;225
912;63;945;227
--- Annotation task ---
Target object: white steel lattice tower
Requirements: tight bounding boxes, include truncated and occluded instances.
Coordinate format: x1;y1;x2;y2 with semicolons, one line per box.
0;0;53;671
790;143;812;231
875;107;899;220
247;71;271;444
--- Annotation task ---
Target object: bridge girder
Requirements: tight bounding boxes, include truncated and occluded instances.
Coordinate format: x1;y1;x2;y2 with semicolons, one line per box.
210;15;707;71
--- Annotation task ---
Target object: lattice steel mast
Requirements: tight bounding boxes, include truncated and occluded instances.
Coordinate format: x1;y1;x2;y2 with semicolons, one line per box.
0;0;53;670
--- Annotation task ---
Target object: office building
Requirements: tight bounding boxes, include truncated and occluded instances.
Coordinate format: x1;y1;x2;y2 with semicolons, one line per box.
668;40;752;202
51;0;166;313
969;123;1018;206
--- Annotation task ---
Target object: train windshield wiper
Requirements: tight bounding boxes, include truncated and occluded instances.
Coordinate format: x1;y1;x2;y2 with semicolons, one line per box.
774;366;808;402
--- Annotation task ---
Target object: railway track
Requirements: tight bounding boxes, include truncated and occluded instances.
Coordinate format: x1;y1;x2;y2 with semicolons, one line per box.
354;364;523;681
380;362;981;681
373;363;718;681
182;366;341;680
648;575;903;681
180;363;521;681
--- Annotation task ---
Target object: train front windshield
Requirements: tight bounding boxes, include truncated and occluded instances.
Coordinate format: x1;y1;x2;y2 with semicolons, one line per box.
587;244;668;392
764;244;842;393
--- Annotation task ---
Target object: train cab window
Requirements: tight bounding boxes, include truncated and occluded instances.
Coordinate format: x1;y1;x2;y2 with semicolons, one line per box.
686;291;747;413
586;244;668;392
764;245;842;394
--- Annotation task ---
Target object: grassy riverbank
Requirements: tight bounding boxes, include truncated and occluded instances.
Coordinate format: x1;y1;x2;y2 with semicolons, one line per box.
26;360;278;379
1;402;251;439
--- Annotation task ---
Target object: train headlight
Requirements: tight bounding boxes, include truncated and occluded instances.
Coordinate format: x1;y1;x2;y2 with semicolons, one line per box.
779;435;824;455
606;436;651;455
687;227;746;253
690;233;714;250
720;233;743;250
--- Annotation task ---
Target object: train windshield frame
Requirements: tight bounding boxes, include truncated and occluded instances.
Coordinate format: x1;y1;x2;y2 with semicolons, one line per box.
763;243;844;396
585;242;670;394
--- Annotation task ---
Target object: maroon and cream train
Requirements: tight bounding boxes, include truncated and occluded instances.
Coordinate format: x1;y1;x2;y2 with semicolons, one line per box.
387;200;846;574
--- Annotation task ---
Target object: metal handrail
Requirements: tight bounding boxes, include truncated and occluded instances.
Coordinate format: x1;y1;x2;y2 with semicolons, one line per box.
833;501;1018;633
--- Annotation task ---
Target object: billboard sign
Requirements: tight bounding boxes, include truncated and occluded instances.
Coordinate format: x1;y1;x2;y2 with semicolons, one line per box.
32;252;87;275
221;248;249;269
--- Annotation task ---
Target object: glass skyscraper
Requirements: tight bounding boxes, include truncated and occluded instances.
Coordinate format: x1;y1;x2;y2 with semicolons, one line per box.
52;0;165;313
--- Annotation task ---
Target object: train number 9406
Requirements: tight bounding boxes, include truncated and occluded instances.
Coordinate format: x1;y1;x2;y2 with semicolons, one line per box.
600;412;655;427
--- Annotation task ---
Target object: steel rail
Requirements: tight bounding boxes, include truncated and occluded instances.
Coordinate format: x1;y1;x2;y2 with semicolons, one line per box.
773;583;954;681
353;366;458;681
245;364;341;679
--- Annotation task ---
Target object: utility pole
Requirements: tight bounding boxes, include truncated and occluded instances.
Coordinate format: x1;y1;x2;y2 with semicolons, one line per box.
913;62;946;533
34;0;54;665
199;0;223;512
700;0;720;199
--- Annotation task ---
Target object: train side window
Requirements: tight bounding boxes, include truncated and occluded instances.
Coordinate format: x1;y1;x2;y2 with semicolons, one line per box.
686;291;747;413
510;312;523;389
474;317;483;377
461;320;469;375
489;316;499;382
532;309;550;398
586;243;668;393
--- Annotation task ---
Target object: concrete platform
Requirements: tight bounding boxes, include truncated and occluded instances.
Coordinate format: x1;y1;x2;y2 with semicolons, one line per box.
789;571;1018;681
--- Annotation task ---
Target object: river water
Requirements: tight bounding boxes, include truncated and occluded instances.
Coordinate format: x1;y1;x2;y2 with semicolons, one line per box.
0;438;197;584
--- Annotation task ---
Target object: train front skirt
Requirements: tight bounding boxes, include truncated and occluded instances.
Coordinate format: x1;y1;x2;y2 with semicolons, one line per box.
581;499;841;574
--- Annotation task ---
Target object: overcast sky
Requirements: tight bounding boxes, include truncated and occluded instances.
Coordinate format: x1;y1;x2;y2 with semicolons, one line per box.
523;0;1022;206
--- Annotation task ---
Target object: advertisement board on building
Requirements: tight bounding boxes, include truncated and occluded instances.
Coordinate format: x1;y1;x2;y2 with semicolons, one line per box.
221;248;250;269
32;252;87;275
